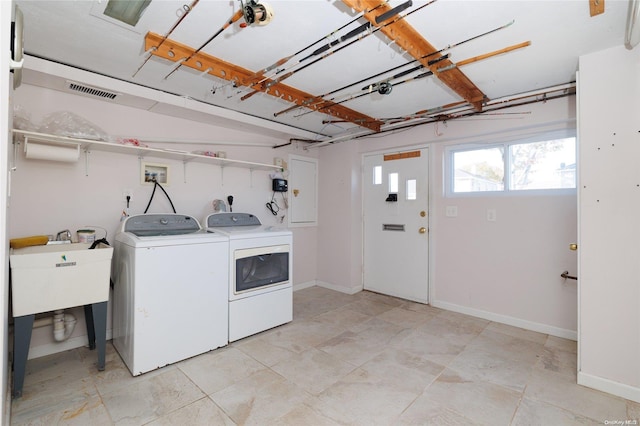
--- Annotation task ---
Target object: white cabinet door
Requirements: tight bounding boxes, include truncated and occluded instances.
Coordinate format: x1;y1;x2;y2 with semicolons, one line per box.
289;155;318;226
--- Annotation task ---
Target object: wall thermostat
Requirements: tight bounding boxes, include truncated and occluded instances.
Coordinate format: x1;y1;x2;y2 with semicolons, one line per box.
272;178;288;192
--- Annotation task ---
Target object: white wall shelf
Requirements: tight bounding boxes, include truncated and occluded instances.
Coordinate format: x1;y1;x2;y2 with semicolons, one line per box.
11;129;282;171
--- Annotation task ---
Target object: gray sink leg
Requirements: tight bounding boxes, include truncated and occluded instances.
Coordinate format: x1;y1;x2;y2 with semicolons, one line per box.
91;301;108;371
12;314;34;398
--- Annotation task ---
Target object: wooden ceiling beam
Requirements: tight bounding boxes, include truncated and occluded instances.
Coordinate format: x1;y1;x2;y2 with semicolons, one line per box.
144;32;383;132
342;0;487;111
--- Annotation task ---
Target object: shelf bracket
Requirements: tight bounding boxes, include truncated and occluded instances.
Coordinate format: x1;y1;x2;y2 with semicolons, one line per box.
84;149;91;177
183;161;188;184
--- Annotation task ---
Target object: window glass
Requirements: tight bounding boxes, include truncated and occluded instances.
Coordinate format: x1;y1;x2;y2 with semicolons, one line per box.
373;166;382;185
447;135;576;195
389;173;398;193
453;147;504;193
509;138;576;190
406;179;417;200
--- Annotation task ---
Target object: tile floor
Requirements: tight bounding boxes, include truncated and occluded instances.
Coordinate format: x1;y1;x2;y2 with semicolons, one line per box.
10;286;640;425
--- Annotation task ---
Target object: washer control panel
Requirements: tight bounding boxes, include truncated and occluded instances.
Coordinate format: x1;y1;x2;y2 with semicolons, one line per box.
124;214;201;236
206;213;261;228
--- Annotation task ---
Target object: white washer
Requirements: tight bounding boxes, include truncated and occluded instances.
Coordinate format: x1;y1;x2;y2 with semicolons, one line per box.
112;214;228;376
205;213;292;342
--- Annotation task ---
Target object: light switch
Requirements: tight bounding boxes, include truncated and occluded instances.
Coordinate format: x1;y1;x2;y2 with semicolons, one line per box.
445;206;458;217
487;209;497;222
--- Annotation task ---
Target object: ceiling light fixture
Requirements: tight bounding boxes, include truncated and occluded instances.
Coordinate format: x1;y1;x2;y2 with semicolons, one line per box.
103;0;151;27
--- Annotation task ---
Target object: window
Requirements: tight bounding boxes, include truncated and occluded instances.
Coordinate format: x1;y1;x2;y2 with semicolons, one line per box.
373;166;382;185
447;133;576;195
388;173;399;193
406;179;417;200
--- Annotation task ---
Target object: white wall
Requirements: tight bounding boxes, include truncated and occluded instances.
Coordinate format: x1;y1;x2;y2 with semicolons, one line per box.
9;81;318;357
577;45;640;402
317;96;578;338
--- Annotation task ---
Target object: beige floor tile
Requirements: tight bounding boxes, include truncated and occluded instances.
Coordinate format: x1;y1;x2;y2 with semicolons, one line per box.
312;368;421;425
359;347;445;394
415;314;487;346
484;322;548;345
389;328;466;366
178;347;266;395
210;369;311;425
628;400;640;421
312;306;373;331
376;306;435;328
100;368;205;425
448;345;535;392
318;320;405;366
232;336;296;367
533;344;577;379
466;328;545;364
545;335;577;353
145;397;235;426
273;403;341;426
420;368;521;425
11;394;112;426
524;367;628;422
512;397;604;425
397;395;482;425
11;350;99;425
344;298;398;317
256;319;345;354
270;347;356;395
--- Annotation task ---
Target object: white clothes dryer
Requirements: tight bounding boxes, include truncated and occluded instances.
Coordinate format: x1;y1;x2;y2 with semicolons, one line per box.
205;213;292;342
112;214;229;376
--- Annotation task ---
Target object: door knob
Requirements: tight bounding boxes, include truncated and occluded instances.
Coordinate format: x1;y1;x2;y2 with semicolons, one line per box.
570;243;578;251
419;227;427;234
293;189;299;197
420;211;426;217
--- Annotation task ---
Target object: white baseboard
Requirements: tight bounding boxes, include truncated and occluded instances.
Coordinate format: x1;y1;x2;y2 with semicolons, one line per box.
316;281;362;295
27;330;113;360
578;371;640;403
293;280;317;291
431;300;577;341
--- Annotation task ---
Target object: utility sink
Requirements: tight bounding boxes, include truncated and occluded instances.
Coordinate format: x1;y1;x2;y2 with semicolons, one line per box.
10;243;113;317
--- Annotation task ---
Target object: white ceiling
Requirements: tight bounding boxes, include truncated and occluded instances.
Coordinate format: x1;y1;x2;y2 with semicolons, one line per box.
14;0;629;139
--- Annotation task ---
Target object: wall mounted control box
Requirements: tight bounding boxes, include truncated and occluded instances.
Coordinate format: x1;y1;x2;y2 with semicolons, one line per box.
272;178;288;192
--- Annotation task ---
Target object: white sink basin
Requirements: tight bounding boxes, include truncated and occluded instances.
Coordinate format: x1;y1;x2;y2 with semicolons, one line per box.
10;243;113;316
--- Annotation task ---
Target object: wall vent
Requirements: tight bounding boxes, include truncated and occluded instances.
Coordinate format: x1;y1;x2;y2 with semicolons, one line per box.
66;81;118;100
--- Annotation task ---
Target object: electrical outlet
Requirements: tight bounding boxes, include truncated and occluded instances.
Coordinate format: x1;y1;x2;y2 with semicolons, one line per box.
487;209;497;222
445;206;458;217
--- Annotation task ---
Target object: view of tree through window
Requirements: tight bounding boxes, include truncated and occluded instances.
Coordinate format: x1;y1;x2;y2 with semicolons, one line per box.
450;136;576;194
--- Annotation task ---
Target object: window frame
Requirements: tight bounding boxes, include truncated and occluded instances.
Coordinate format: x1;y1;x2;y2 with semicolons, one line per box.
444;130;577;198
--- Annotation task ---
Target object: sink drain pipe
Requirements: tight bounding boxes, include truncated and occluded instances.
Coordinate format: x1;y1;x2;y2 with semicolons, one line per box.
32;310;77;342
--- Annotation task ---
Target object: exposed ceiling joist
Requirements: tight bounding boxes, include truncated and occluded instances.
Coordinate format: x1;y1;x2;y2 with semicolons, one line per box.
145;32;383;132
342;0;487;111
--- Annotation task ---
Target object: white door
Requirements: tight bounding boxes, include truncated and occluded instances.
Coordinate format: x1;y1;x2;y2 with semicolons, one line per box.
363;148;429;303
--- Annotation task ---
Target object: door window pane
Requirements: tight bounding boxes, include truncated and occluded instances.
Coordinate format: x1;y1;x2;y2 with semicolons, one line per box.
373;166;382;185
406;179;417;200
453;147;504;193
388;173;399;193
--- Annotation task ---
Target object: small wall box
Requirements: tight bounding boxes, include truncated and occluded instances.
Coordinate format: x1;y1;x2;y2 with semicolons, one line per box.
272;178;288;192
141;162;169;185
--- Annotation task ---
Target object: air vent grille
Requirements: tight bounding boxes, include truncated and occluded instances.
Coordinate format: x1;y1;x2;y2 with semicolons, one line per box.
67;82;118;100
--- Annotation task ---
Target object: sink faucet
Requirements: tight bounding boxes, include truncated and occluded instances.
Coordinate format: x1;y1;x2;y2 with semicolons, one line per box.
56;229;72;241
